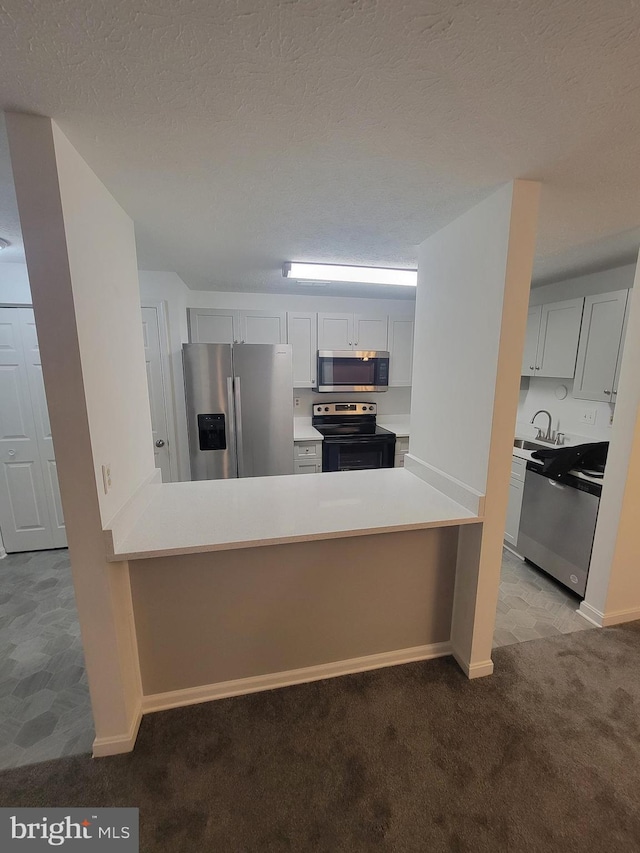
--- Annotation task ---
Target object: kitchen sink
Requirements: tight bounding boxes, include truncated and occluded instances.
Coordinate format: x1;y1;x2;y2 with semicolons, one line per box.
513;438;546;451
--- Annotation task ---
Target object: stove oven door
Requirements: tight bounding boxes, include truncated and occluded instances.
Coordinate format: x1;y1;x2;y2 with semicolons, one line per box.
322;436;395;472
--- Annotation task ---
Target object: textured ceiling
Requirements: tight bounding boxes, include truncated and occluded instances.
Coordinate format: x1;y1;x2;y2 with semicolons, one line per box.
1;0;640;295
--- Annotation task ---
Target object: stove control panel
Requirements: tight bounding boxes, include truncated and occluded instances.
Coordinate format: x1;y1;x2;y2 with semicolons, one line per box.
313;402;377;416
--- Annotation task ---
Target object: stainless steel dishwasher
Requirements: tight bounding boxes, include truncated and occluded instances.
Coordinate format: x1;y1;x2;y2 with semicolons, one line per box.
518;462;602;598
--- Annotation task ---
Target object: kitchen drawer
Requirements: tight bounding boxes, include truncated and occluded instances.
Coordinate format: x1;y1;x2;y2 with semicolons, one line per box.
511;456;527;482
295;441;322;459
294;460;322;474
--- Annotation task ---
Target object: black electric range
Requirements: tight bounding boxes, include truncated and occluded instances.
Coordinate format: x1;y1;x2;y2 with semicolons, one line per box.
312;402;396;472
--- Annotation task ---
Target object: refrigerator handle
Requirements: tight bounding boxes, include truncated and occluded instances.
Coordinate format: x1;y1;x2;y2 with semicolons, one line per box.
226;376;238;476
234;376;245;478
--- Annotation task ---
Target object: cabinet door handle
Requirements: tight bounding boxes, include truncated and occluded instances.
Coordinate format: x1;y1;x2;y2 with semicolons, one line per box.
612;389;618;396
348;342;352;346
529;365;534;370
535;365;540;370
604;389;611;395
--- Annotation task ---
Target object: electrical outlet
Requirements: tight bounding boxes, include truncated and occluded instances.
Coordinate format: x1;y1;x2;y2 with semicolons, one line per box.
101;463;112;494
580;409;596;426
294;397;301;408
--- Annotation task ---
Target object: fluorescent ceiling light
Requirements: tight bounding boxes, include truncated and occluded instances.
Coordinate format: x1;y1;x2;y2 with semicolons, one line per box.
283;262;417;287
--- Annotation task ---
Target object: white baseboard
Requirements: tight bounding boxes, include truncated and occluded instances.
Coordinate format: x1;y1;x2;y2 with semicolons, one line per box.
451;646;494;679
577;601;604;627
142;642;453;714
579;601;640;628
0;547;6;560
92;705;142;757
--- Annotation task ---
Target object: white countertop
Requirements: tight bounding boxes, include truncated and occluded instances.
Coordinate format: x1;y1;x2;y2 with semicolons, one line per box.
108;468;479;561
377;416;410;437
293;420;324;441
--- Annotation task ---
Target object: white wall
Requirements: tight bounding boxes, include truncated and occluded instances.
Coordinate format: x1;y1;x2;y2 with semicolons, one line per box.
0;262;31;303
529;264;635;306
518;378;613;441
6;113;153;753
53;128;155;525
185;290;416;316
517;263;636;442
412;181;540;675
582;261;640;625
294;386;411;417
412;185;512;494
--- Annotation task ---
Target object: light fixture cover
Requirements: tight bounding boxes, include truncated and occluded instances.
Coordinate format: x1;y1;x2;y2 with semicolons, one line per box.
283;262;417;287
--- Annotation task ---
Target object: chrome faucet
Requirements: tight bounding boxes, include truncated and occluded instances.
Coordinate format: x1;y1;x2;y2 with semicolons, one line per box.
531;410;553;442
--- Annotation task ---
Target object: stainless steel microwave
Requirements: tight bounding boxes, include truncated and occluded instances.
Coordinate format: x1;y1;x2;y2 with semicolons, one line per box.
316;350;390;393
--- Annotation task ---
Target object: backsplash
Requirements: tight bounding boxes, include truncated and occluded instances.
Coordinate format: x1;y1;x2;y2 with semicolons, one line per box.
294;386;411;417
517;377;613;442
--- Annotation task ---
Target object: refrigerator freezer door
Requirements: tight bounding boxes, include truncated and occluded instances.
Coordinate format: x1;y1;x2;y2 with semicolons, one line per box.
232;344;294;477
183;343;237;480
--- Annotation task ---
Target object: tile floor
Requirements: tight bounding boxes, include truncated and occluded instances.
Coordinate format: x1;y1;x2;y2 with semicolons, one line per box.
0;548;93;770
493;547;593;647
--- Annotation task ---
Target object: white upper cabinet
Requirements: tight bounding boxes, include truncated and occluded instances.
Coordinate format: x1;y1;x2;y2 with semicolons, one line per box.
536;298;584;377
573;289;629;402
317;313;353;350
353;315;388;350
240;311;286;344
388;316;414;386
521;297;584;378
317;313;388;350
612;293;631;399
287;312;317;388
188;308;285;344
188;308;239;343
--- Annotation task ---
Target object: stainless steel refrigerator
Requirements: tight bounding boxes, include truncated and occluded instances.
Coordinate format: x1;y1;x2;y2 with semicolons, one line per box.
183;343;294;480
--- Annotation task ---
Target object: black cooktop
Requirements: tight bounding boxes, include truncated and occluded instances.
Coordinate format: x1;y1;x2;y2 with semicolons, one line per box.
314;423;394;438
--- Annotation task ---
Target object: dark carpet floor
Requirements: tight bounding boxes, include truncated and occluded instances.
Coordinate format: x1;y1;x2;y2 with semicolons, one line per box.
1;623;640;852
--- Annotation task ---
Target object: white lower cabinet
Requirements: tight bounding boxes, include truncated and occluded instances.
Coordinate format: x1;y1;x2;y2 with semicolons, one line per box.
294;440;323;474
504;456;526;549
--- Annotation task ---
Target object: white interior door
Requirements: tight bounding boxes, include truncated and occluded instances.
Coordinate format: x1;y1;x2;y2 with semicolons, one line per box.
0;307;65;552
141;305;174;482
18;309;67;547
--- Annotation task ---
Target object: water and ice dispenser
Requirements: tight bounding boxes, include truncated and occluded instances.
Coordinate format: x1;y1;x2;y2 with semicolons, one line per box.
197;414;227;451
